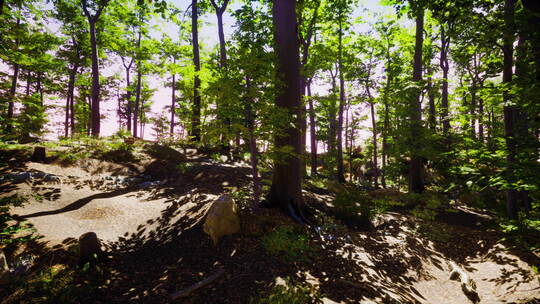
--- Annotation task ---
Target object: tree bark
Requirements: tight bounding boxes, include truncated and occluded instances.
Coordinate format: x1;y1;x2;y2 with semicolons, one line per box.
65;67;77;138
336;14;346;183
245;77;260;204
427;75;436;130
409;8;424;194
502;0;518;219
307;80;317;176
6;63;19;134
268;0;306;222
81;0;108;137
6;18;20;134
191;0;202;141
440;26;450;135
366;50;378;188
210;0;229;68
88;20;100;136
134;68;142;138
170;72;176;134
121;56;134;133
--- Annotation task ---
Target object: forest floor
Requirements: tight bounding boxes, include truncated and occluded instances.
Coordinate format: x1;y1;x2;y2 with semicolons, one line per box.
0;141;539;303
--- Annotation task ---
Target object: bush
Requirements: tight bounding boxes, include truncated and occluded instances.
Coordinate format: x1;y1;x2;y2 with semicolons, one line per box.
261;226;315;263
332;187;373;229
254;277;323;304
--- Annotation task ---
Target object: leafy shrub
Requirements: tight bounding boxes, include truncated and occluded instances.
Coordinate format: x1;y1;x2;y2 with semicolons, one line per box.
254;277;323;304
261;226;314;262
1;206;37;246
332;187;373;228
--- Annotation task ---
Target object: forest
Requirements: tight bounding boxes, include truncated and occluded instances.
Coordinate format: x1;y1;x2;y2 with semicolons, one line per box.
0;0;539;303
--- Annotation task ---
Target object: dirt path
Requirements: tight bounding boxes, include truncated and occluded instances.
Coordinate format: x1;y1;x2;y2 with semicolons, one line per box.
2;159;539;303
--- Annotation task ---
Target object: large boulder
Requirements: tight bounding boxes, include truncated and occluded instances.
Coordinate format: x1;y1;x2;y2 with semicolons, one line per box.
203;194;240;244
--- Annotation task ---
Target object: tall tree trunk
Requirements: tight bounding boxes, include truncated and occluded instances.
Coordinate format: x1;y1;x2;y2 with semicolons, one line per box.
336;16;345;183
210;0;230;146
70;83;76;136
369;100;378;188
328;70;338;167
409;8;424;194
245;77;260;204
440;26;450;134
381;47;392;189
502;0;518;219
122;57;133;133
478;93;485;143
6;64;19;134
86;94;92;136
134;70;142;138
427;75;436;130
211;0;228;68
268;0;306;222
307;80;317;176
65;67;77;138
133;24;142;138
470;81;477;139
170;72;176;134
365;51;378;188
6;17;20;134
88;20;100;136
299;0;320;179
191;0;202;141
36;72;43;106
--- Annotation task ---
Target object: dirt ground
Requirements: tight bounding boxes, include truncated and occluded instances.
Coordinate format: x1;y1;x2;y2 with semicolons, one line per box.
0;147;539;303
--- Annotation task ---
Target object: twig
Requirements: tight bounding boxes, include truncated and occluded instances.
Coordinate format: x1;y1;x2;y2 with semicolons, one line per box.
169;268;225;301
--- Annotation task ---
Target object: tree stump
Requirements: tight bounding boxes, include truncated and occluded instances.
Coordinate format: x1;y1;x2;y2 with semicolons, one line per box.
78;232;102;267
31;146;46;162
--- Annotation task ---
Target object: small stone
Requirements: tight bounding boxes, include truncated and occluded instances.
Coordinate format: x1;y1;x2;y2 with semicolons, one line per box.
31;146;47;162
78;232;102;267
203;194;240;244
0;250;10;285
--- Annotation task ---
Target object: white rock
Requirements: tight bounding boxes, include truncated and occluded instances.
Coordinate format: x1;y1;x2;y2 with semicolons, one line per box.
203;194;240;244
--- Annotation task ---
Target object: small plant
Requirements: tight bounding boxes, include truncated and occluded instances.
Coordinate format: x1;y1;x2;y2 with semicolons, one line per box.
261;226;314;263
254;277;323;304
0;194;27;207
32;193;44;202
332;187;373;228
0;206;38;246
176;162;194;174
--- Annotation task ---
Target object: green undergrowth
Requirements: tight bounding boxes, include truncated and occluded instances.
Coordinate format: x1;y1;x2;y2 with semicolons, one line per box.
261;226;315;263
49;136;141;164
9;262;105;304
253;277;324;304
499;213;540;253
0;195;38;246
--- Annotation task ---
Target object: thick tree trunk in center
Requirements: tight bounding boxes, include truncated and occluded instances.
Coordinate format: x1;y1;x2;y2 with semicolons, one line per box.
88;20;100;136
409;8;424;194
191;0;202;141
268;0;306;222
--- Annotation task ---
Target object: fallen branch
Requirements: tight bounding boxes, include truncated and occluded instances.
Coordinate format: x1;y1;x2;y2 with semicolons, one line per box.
169;268;225;301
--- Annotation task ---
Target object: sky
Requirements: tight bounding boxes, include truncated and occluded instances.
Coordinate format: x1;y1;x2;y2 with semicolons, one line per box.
4;0;409;146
